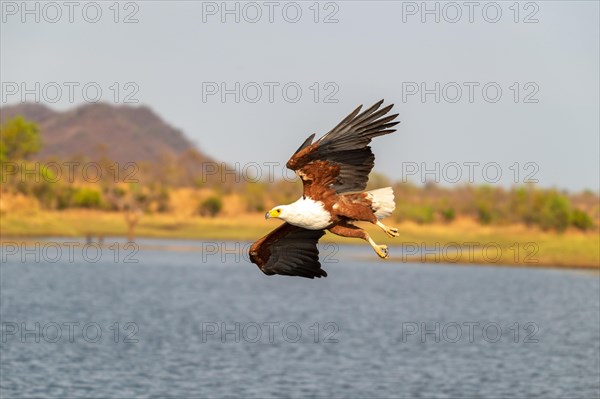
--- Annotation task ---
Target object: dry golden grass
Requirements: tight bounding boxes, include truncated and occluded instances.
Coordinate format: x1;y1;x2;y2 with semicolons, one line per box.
1;210;598;269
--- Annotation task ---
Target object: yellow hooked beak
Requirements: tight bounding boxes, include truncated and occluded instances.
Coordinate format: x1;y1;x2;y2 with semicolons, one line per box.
265;208;282;219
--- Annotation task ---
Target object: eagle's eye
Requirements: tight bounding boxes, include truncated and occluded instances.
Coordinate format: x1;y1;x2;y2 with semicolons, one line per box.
276;209;281;214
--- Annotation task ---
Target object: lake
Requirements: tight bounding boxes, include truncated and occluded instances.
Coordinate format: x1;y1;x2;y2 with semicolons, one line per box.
1;238;599;398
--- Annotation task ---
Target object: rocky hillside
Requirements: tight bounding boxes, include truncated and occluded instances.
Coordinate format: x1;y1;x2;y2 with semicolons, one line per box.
0;103;202;163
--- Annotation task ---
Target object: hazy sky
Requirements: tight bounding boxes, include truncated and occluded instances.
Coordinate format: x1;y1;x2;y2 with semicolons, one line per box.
1;1;598;191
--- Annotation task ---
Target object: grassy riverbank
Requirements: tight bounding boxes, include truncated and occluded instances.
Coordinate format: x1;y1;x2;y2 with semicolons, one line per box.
1;210;598;269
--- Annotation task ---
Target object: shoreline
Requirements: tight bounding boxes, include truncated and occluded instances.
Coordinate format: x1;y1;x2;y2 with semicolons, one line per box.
1;237;598;271
1;210;598;269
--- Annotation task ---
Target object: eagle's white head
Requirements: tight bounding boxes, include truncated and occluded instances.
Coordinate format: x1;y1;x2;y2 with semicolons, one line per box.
265;205;290;221
264;198;332;230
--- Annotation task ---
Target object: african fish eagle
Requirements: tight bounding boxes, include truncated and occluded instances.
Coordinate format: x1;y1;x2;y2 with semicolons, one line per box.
249;100;400;278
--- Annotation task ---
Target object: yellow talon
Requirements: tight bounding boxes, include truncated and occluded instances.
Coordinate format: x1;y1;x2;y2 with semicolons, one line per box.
374;244;389;259
376;221;399;238
367;236;389;259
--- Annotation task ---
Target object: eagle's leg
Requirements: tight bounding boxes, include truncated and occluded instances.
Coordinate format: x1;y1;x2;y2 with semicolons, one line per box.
375;220;399;238
366;235;389;259
328;222;389;259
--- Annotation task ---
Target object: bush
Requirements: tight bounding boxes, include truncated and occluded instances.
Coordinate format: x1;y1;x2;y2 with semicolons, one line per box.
440;207;455;223
72;188;103;208
12;163;62;209
397;203;434;224
477;205;494;225
509;187;531;224
571;209;594;231
538;192;571;232
474;185;498;225
199;196;222;217
56;187;77;210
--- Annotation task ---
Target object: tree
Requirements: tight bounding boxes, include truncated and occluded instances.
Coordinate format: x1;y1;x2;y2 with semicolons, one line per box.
199;196;222;217
124;208;143;243
440;207;456;223
534;191;571;232
0;116;41;161
474;185;497;225
72;187;103;208
104;183;149;242
571;209;594;231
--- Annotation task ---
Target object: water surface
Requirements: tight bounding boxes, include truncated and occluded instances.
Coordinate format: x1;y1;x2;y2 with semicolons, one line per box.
1;239;598;398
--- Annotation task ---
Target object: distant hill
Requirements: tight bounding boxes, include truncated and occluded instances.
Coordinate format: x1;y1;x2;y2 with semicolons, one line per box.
0;103;205;163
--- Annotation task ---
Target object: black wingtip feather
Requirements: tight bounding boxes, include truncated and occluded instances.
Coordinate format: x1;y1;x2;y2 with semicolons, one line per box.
353;100;384;123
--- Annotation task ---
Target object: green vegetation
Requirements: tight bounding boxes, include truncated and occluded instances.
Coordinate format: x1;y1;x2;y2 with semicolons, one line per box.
396;203;434;224
572;209;595;231
199;196;223;217
0;116;41;161
439;207;455;223
0;114;598;270
72;187;103;208
392;183;597;232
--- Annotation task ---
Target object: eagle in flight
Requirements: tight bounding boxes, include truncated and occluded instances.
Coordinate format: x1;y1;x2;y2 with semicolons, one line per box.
249;100;400;278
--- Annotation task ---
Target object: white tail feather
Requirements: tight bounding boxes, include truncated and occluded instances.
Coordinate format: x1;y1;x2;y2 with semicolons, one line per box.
367;187;395;220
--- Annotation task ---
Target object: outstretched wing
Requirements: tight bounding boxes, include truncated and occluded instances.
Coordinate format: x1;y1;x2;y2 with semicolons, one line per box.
249;223;327;279
287;100;399;198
